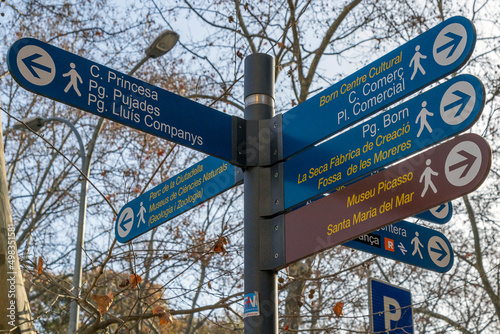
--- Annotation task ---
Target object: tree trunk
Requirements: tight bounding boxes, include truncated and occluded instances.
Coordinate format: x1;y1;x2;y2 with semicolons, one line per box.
0;111;35;333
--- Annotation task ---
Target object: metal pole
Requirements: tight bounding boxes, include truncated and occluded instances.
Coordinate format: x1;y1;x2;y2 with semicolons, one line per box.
243;53;277;333
39;118;88;334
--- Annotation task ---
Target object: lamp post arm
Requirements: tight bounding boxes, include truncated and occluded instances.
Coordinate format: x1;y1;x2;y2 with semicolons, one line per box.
127;56;150;77
42;117;86;170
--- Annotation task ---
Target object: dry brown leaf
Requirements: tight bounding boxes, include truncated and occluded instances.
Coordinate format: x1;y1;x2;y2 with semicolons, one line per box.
213;236;228;254
153;305;173;325
37;256;44;275
91;291;114;315
118;278;130;289
153;305;165;315
159;310;173;325
130;273;142;289
333;301;344;318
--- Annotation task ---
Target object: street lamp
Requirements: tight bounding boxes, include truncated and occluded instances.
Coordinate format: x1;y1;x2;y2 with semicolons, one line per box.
13;30;179;333
128;30;179;75
13;116;89;332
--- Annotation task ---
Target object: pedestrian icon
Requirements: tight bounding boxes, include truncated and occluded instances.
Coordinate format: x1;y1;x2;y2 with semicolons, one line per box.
63;62;82;96
137;202;146;227
415;101;433;137
419;159;438;197
410;45;427;80
411;232;424;259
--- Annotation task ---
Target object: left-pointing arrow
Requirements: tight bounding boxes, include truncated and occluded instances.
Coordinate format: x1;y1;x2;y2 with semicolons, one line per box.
21;53;52;78
120;216;133;232
116;207;134;238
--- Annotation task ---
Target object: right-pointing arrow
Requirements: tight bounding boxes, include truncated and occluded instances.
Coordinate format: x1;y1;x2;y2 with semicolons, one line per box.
448;149;477;178
21;53;52;79
443;90;471;118
436;31;463;59
430;240;448;261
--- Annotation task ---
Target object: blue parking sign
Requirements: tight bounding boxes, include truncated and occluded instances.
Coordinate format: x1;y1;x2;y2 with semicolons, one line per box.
369;278;413;333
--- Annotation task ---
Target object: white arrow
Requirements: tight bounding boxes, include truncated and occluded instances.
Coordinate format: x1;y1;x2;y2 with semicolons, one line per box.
117;207;134;238
428;236;451;268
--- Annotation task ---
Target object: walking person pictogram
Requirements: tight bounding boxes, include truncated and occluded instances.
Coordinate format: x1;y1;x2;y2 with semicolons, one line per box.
63;62;82;96
419;159;438;197
415;101;434;137
411;232;424;259
137;202;146;227
410;45;427;80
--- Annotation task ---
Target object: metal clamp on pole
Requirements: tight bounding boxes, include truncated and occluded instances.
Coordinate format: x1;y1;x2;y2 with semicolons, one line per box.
259;215;285;270
259;162;284;217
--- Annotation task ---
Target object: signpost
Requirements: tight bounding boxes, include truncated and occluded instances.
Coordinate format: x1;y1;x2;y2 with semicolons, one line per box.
369;278;413;334
8;16;492;334
262;134;491;270
276;74;484;213
7;38;241;163
280;16;476;159
344;220;454;272
115;156;242;243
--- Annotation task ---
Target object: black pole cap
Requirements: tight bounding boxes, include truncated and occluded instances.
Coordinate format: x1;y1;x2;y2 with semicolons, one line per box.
244;53;275;99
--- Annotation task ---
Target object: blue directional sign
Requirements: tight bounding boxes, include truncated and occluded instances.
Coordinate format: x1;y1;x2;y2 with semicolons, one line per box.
414;202;452;224
280;74;484;211
369;278;413;334
116;156;243;243
281;16;476;159
7;38;238;162
344;220;454;272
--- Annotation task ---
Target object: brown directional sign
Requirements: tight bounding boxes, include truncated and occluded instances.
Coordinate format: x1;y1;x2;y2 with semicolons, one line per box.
263;133;491;270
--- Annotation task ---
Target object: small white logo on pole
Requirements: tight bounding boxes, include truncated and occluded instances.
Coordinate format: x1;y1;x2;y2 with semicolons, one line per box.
17;45;56;86
445;141;482;187
243;292;260;318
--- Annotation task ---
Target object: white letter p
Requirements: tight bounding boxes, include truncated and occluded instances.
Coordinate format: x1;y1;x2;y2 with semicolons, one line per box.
383;296;401;330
